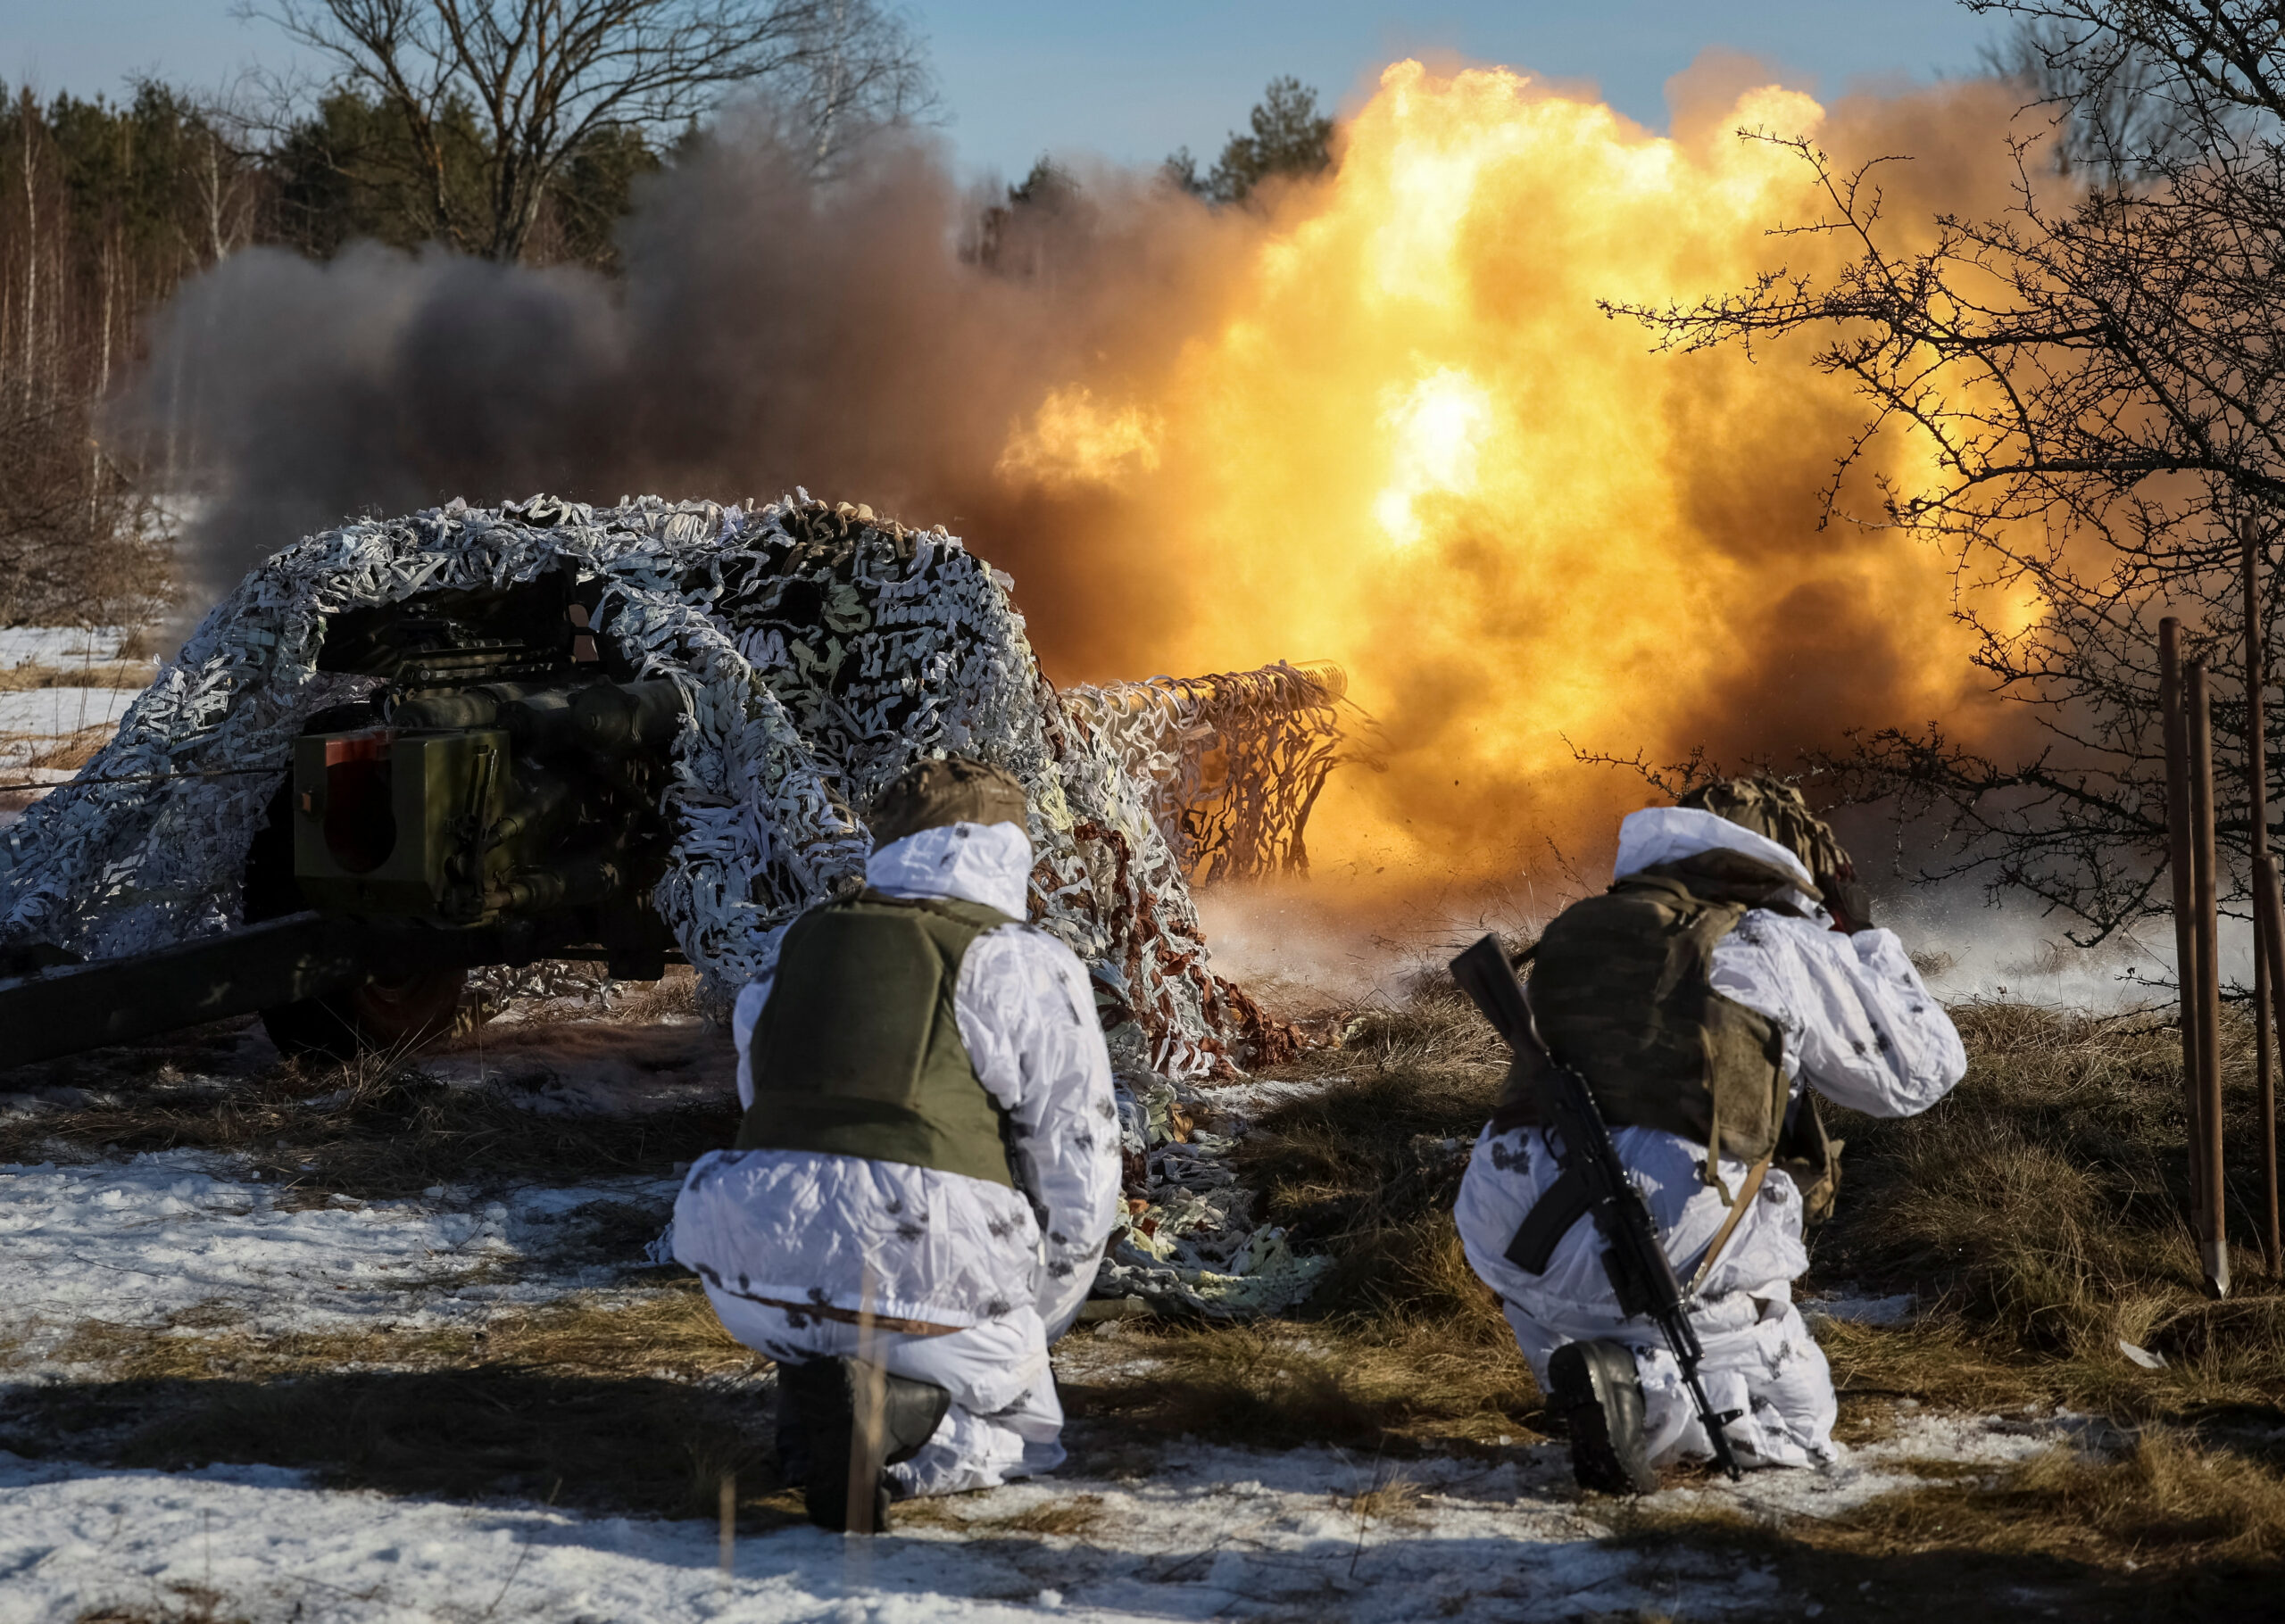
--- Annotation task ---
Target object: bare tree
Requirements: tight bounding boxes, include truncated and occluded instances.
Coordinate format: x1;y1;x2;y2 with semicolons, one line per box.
250;0;935;261
1608;2;2285;944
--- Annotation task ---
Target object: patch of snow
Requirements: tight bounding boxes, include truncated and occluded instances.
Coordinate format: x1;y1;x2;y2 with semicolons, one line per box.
0;1151;678;1365
0;1442;1791;1623
0;627;131;666
1662;1409;2058;1524
0;687;140;738
1800;1292;1919;1328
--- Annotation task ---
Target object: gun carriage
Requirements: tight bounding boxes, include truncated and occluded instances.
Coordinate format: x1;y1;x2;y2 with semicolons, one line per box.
0;568;688;1065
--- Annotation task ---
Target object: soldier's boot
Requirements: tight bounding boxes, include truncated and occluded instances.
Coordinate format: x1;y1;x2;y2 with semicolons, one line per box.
779;1357;952;1534
774;1372;813;1490
1548;1339;1658;1496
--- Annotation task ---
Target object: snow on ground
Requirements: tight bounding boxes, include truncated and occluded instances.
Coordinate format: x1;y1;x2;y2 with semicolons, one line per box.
0;686;140;740
1801;1291;1921;1329
0;1404;2071;1624
0;626;132;667
0;1011;2088;1620
0;1150;678;1367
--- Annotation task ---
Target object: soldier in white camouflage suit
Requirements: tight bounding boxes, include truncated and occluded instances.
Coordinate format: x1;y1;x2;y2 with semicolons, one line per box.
673;757;1122;1531
1456;778;1965;1491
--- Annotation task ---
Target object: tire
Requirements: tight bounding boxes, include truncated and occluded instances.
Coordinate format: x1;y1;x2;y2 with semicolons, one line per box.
260;965;469;1064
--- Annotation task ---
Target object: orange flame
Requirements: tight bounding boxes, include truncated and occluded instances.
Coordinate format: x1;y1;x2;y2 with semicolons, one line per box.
1002;61;2008;878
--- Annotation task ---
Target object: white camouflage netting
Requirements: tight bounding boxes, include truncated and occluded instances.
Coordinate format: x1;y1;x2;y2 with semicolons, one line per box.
0;493;1293;1078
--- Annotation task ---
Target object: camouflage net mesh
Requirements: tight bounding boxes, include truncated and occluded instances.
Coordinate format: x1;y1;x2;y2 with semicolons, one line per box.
1059;662;1350;883
0;494;1337;1078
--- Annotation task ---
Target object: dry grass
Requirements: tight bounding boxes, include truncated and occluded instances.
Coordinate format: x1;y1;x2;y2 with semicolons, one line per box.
601;965;702;1023
1846;1427;2285;1565
1609;1427;2285;1612
76;1584;253;1624
0;1037;738;1202
1810;1000;2285;1421
900;1491;1111;1538
0;659;155;692
26;723;121;771
26;1285;756;1388
1342;1473;1429;1528
1068;989;1540;1454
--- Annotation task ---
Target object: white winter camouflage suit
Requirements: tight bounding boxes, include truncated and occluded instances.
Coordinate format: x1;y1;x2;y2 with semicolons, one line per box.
1455;807;1966;1469
672;819;1123;1497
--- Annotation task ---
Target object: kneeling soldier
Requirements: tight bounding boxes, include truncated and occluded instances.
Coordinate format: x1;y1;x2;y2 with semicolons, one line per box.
673;756;1121;1531
1455;778;1965;1489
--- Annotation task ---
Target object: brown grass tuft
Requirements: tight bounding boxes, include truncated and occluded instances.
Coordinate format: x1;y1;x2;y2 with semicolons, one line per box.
27;723;121;771
1847;1427;2285;1566
0;659;155;693
76;1583;252;1624
602;965;702;1023
1342;1473;1428;1527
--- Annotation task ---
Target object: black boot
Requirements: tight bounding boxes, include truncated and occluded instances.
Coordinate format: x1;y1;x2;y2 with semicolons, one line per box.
778;1358;952;1534
1547;1339;1658;1496
774;1373;812;1490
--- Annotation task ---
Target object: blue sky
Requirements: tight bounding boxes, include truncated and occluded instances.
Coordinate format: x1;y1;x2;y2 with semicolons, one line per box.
4;0;2007;180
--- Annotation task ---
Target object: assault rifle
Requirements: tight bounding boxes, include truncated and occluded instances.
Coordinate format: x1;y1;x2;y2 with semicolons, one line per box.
1450;933;1743;1481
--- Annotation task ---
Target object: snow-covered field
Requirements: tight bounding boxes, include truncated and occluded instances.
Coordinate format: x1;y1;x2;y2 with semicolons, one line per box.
0;627;134;667
0;1402;2055;1624
0;1150;680;1368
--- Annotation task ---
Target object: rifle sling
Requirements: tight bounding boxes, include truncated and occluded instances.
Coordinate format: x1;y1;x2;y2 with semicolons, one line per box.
1504;1166;1590;1275
1684;1153;1774;1297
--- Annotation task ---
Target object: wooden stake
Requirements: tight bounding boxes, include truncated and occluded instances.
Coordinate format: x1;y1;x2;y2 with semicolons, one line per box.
2190;659;2232;1298
2249;522;2282;1274
719;1470;735;1579
2163;619;2207;1226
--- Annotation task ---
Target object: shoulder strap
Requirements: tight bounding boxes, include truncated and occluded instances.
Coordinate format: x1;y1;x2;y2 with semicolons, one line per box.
1683;1151;1774;1297
856;887;1018;932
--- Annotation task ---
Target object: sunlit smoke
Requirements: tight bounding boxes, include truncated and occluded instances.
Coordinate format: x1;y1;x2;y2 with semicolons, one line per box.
992;61;2034;881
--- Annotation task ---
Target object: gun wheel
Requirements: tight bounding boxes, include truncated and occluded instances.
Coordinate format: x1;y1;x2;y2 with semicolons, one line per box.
260;966;468;1063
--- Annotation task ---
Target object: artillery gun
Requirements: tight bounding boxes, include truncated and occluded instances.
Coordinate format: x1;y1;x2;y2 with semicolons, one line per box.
0;492;1363;1075
0;567;689;1065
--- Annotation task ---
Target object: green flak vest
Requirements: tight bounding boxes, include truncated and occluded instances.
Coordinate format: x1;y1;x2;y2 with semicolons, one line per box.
735;889;1018;1188
1489;847;1843;1220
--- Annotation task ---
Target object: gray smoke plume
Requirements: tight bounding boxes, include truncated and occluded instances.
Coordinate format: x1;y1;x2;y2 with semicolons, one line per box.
120;119;1253;681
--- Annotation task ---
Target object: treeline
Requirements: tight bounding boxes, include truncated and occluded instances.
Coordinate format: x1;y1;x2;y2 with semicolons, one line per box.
0;74;716;626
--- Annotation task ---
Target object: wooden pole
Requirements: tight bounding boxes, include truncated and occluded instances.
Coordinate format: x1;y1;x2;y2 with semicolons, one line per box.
2190;659;2232;1298
2248;521;2282;1273
2164;619;2207;1228
719;1470;736;1580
